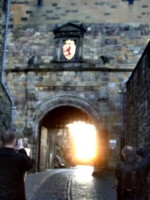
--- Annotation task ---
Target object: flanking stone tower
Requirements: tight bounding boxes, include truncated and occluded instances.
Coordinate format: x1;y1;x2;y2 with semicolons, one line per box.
1;0;150;172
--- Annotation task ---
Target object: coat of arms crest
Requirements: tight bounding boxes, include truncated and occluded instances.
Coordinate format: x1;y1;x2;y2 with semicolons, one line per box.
63;39;76;60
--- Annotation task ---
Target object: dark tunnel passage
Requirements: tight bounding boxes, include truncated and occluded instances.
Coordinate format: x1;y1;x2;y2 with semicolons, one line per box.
41;106;92;128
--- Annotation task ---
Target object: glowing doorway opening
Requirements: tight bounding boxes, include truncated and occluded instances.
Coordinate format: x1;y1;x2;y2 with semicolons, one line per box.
67;122;97;164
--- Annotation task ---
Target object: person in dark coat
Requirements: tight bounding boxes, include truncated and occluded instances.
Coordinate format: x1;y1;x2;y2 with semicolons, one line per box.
116;146;150;200
0;129;33;200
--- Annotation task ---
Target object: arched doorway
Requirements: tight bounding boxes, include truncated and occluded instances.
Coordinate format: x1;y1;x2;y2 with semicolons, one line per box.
38;106;94;171
32;95;109;172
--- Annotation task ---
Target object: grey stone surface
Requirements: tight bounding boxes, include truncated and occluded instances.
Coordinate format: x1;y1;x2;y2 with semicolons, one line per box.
25;167;117;200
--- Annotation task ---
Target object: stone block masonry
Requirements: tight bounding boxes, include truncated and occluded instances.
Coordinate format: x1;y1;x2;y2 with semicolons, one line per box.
3;20;150;167
5;23;150;70
126;42;150;148
0;6;12;135
10;0;150;25
0;86;12;134
5;67;130;166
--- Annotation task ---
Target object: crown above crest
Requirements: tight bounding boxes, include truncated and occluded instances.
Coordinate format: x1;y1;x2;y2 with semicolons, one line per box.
64;39;75;45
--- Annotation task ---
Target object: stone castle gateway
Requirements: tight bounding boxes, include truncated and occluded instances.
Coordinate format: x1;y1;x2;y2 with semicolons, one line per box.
1;0;150;173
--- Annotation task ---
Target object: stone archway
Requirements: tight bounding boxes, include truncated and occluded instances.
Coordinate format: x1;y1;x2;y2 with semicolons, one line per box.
33;95;101;137
32;95;108;172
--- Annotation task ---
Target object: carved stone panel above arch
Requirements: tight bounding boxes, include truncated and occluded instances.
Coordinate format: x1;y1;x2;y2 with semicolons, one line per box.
52;22;86;63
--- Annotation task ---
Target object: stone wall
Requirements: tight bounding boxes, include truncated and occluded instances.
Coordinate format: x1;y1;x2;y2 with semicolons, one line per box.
4;23;150;136
0;1;4;74
126;41;150;148
0;2;12;135
6;69;130;128
53;129;75;166
10;0;150;26
0;85;12;135
0;2;4;56
5;23;150;69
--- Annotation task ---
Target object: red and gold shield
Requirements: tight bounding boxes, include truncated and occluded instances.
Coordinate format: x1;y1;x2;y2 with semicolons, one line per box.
63;39;76;60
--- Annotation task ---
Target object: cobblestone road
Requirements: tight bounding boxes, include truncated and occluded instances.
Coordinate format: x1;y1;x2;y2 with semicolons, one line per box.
25;166;117;200
71;166;116;200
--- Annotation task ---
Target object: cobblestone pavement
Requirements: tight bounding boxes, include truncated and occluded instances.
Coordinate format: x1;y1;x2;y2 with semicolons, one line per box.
70;166;116;200
25;166;117;200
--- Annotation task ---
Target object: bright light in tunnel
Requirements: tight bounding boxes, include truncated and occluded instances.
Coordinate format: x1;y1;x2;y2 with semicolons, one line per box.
67;122;96;163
